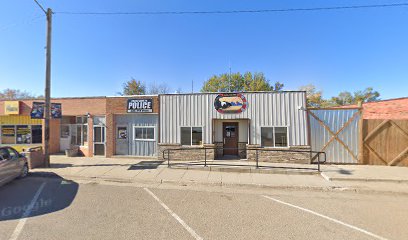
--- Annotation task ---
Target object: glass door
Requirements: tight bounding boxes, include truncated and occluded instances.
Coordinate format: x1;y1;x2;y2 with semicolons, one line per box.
93;116;106;156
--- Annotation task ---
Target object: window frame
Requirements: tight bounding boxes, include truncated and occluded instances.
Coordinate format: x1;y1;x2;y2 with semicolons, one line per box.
260;126;289;148
133;126;156;141
0;124;43;145
180;126;203;146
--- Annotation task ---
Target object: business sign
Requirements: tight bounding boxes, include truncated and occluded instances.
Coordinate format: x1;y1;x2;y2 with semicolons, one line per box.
127;99;153;113
4;101;19;115
214;93;247;114
30;102;62;119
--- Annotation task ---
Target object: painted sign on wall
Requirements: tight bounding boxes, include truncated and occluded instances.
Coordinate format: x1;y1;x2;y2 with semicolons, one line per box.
214;93;247;114
127;99;153;113
4;101;19;115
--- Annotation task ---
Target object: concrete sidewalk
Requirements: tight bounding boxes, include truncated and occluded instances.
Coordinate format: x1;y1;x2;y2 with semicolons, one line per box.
30;155;408;194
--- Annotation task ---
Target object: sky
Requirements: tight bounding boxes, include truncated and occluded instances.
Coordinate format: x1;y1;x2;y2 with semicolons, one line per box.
0;0;407;99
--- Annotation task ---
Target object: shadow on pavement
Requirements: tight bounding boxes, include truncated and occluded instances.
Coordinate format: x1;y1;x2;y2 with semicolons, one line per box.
0;172;78;221
128;161;164;170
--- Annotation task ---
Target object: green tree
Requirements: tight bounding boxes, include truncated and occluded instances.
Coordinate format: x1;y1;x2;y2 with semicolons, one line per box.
330;87;380;106
119;78;146;95
201;72;283;92
299;84;332;108
0;88;40;100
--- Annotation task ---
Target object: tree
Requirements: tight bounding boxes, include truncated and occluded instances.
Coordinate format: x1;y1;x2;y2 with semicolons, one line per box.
119;78;146;95
0;88;40;100
299;84;331;108
148;82;170;94
330;87;380;106
201;72;283;92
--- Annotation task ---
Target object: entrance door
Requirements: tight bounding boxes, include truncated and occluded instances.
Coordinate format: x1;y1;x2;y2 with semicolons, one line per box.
93;126;105;156
223;122;238;155
116;125;129;155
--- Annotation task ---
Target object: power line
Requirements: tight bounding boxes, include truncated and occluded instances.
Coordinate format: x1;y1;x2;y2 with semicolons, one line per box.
33;0;47;15
55;2;408;15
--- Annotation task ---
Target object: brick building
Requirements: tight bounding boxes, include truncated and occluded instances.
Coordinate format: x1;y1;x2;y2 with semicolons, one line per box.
0;96;159;157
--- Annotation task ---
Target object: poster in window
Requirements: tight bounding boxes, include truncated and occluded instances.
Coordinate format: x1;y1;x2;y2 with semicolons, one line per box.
117;127;127;139
1;126;15;137
16;125;31;144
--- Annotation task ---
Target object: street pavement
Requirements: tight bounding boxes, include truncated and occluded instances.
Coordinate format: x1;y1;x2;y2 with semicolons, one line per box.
1;176;408;240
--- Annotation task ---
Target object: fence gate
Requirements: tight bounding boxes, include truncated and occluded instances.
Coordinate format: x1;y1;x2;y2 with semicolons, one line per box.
308;108;361;164
363;119;408;166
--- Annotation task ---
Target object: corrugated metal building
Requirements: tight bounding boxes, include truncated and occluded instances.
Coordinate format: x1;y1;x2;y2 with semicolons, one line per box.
159;91;310;161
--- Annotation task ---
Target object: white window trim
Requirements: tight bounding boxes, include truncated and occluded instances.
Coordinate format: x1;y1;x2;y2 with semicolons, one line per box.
133;126;156;141
260;126;290;148
180;126;203;146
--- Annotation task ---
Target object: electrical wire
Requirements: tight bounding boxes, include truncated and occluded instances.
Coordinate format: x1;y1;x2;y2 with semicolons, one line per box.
55;2;408;15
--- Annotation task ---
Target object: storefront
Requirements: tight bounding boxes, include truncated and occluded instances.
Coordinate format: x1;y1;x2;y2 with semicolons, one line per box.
158;92;310;162
106;96;159;157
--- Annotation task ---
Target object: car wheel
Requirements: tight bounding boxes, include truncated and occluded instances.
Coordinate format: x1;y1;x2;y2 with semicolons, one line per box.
19;164;29;178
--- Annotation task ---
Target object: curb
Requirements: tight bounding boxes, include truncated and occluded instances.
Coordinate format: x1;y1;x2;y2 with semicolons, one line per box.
28;172;408;196
168;165;319;175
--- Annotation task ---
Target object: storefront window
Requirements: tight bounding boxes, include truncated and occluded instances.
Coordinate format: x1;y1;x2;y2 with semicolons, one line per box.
181;127;191;145
1;125;16;144
31;125;42;144
192;127;203;145
0;125;42;145
133;127;155;141
181;127;202;145
261;127;274;147
261;127;288;147
275;127;288;147
69;116;88;146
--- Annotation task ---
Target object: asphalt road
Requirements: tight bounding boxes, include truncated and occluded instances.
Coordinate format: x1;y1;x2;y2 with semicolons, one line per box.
0;176;407;240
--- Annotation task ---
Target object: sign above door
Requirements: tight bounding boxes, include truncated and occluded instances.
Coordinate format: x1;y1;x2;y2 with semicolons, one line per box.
127;99;153;113
214;93;247;114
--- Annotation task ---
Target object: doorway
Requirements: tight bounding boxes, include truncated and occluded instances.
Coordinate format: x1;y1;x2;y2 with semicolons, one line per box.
223;122;238;156
93;125;105;156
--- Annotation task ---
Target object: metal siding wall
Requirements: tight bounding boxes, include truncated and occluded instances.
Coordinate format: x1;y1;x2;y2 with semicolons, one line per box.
115;114;158;156
160;92;308;146
310;109;359;164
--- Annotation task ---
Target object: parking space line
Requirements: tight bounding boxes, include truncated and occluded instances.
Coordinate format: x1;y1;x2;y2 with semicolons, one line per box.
9;182;46;240
144;188;203;240
262;195;389;240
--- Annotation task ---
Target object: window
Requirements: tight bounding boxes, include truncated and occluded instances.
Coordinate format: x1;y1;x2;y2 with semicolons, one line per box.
16;125;31;144
31;125;42;144
0;148;10;160
7;147;18;159
181;127;203;146
261;127;288;147
133;127;155;141
69;116;88;146
0;125;42;145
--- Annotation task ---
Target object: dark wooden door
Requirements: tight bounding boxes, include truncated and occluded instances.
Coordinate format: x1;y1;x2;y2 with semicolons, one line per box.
223;122;239;155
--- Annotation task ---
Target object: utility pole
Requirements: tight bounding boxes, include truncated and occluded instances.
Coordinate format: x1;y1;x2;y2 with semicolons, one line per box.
44;8;52;167
34;1;52;167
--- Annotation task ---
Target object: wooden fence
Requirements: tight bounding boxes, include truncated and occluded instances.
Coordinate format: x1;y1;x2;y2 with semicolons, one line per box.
362;119;408;166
